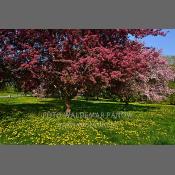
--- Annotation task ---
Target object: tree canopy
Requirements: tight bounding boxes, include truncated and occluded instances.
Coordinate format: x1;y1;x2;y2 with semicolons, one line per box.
0;29;174;112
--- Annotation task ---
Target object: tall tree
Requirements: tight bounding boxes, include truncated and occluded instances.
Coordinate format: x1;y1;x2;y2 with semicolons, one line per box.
0;29;174;112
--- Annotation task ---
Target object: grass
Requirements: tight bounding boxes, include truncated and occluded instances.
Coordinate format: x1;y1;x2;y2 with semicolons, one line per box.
0;92;23;96
0;96;175;145
0;86;24;96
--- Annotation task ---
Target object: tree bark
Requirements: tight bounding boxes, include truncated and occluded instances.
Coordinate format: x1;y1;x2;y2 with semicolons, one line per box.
74;95;78;100
125;101;129;105
65;97;71;113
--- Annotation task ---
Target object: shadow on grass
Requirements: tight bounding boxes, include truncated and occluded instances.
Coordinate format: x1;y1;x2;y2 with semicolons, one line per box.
71;100;158;112
0;97;159;121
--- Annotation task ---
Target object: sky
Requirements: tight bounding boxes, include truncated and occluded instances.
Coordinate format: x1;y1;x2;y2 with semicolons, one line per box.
138;29;175;56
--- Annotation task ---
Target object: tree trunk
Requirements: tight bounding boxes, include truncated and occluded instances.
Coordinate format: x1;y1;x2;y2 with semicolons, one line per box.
65;97;71;114
74;95;78;100
125;101;129;105
85;96;89;101
124;99;129;107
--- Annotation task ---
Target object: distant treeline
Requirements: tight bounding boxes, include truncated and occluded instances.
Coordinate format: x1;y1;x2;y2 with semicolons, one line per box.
166;56;175;65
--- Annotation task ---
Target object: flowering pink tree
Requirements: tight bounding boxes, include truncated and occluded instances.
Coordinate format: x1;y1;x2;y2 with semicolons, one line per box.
139;49;175;101
107;44;175;103
0;29;174;112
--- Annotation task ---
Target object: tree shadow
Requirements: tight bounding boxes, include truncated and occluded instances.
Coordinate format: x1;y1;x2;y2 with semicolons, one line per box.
0;97;160;121
41;98;159;113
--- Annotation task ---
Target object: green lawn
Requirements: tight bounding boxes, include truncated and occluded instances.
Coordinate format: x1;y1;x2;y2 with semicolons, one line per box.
0;96;175;145
0;89;26;96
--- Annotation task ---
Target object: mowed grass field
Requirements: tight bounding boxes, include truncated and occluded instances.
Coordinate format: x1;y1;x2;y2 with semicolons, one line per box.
0;94;175;145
